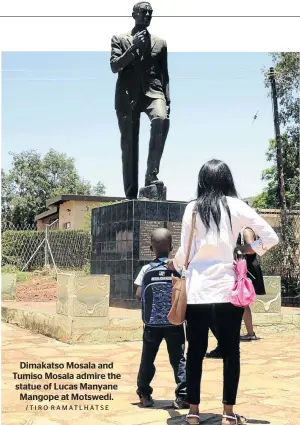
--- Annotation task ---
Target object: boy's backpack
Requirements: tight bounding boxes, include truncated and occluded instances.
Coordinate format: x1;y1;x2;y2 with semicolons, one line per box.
141;259;180;327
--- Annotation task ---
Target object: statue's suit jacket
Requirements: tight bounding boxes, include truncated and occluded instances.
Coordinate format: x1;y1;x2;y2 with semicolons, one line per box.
110;31;170;114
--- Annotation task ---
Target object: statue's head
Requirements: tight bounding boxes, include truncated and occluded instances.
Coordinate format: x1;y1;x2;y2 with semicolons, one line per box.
132;2;153;28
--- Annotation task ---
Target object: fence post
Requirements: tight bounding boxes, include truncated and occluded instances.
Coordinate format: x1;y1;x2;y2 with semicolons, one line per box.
44;224;49;269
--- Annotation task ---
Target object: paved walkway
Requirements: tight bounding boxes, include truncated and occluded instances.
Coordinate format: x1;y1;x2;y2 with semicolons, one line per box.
2;323;300;425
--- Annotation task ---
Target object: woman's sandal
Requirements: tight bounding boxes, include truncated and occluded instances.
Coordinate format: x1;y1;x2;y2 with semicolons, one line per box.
222;414;247;424
185;413;200;424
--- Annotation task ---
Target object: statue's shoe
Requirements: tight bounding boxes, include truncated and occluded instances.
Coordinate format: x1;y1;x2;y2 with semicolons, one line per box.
145;174;164;187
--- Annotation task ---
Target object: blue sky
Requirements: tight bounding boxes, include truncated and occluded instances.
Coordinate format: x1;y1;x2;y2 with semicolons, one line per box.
2;52;274;201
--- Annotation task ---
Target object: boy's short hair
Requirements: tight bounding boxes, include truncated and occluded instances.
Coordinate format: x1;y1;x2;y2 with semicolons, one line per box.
151;228;172;243
151;228;172;256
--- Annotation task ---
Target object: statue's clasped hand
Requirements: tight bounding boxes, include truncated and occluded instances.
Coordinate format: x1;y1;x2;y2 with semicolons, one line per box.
132;30;147;49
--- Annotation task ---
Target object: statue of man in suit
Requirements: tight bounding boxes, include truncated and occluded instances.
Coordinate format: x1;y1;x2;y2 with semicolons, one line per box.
110;1;170;200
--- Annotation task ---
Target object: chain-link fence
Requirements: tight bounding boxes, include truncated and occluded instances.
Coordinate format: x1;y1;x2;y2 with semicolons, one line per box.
258;209;300;296
1;221;91;273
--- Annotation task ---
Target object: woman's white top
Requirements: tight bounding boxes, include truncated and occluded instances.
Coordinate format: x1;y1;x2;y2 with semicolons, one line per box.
173;197;279;304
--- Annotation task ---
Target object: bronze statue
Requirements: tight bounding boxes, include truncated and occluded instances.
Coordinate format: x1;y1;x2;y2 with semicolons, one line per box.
110;1;170;200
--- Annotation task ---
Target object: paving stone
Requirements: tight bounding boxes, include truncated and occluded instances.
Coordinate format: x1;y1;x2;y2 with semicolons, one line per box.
1;322;300;425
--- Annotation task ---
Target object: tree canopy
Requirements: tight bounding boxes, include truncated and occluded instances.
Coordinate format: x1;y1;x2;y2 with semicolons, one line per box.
1;149;106;227
91;181;106;196
252;53;299;209
252;134;299;208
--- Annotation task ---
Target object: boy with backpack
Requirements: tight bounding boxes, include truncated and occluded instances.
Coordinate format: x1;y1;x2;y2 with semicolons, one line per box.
134;228;189;409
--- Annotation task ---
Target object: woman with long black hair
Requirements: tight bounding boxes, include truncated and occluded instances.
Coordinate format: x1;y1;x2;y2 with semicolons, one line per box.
171;159;279;425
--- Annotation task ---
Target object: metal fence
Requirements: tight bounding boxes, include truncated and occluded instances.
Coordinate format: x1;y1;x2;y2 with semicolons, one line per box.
1;221;91;272
257;209;300;296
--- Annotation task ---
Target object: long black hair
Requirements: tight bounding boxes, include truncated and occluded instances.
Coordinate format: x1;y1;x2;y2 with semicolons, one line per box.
197;159;238;232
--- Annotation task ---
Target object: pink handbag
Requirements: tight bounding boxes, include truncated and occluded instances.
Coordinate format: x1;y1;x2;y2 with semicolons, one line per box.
229;258;256;307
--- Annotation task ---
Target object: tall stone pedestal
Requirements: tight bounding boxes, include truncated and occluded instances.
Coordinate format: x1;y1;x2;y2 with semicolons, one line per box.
91;200;187;307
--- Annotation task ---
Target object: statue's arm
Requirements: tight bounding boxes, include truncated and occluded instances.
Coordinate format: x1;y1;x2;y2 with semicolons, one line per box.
161;40;170;105
110;35;136;74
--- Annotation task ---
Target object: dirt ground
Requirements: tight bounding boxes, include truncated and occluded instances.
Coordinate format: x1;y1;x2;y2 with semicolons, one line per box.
16;274;57;302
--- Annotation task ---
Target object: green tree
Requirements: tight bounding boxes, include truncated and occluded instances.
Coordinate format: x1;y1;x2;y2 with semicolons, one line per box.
252;135;299;209
1;169;14;227
253;53;300;209
42;149;92;197
91;181;106;196
251;192;269;209
2;149;105;227
269;53;299;128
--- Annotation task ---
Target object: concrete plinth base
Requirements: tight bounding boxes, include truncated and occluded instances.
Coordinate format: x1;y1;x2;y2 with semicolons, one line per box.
1;301;143;344
2;301;299;344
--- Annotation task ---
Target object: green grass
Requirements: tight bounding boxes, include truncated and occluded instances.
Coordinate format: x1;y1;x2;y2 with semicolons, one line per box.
1;263;91;283
1;264;31;283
